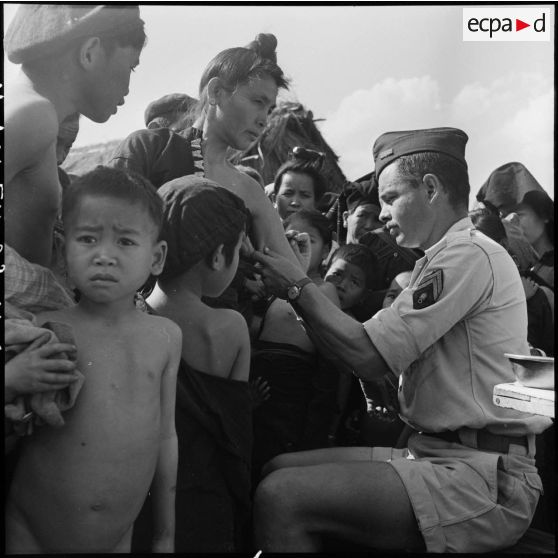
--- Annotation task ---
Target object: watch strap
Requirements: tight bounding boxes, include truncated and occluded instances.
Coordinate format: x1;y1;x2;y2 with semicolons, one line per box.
295;277;313;291
287;276;313;303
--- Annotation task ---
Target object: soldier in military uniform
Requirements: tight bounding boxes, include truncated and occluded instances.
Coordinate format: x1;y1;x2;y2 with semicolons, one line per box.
251;127;551;553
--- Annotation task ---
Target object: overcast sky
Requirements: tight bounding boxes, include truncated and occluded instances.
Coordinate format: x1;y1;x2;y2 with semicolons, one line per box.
3;3;555;202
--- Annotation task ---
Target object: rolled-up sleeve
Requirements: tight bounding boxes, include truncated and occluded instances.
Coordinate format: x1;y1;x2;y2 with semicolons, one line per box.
364;239;494;376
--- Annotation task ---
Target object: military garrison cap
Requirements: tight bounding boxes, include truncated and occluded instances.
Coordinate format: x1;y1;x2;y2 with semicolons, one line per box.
5;4;143;64
373;127;468;178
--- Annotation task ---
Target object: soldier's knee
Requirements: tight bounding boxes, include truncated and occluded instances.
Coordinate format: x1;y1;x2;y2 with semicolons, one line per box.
261;453;290;478
255;469;285;509
255;468;300;517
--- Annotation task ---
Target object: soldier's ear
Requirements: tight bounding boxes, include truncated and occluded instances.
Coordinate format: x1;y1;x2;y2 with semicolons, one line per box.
423;173;441;204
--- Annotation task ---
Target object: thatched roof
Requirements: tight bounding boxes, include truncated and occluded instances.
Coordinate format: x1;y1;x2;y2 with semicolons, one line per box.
62;138;122;176
230;101;346;192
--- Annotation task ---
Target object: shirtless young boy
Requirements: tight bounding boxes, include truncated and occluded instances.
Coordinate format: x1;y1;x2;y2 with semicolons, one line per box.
147;176;253;551
4;4;146;269
5;167;182;554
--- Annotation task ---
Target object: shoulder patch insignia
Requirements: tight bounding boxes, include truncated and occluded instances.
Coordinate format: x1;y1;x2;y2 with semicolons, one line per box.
413;269;444;309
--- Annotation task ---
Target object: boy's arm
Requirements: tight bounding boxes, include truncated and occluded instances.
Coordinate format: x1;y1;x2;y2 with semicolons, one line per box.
5;98;61;265
228;312;251;382
5;97;58;184
151;321;182;553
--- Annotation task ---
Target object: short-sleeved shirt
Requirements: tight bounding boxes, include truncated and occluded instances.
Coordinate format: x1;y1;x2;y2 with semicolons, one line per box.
108;127;202;189
364;217;552;436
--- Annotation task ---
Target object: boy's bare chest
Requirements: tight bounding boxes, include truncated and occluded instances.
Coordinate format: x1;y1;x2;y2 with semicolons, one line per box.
71;325;167;396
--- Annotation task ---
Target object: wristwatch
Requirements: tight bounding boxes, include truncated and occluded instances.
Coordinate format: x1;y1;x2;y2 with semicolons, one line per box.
286;277;313;303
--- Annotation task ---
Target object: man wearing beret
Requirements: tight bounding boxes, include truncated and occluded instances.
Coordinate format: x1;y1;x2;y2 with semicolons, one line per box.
4;4;146;274
341;177;384;244
252;127;551;552
144;92;197;130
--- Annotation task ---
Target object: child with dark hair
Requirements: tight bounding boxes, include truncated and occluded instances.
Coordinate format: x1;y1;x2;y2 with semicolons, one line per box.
323;244;382;445
283;210;333;280
324;244;378;314
272;159;327;220
147;176;253;552
6;166;181;554
251;209;340;478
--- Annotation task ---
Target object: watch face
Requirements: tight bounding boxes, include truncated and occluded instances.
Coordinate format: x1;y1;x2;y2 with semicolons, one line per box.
287;285;300;301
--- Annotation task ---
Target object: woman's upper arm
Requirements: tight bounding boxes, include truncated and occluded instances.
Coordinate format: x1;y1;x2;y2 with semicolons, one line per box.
247;182;300;266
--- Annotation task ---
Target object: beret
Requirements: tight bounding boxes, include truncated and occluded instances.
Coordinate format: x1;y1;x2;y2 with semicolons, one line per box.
345;176;379;213
373;127;468;178
5;4;143;64
477;162;545;212
158;176;249;279
144;93;198;127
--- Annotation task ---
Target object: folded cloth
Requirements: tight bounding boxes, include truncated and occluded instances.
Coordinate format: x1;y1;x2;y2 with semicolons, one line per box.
4;244;74;315
4;318;85;436
175;360;252;552
5;4;143;64
477;162;545;214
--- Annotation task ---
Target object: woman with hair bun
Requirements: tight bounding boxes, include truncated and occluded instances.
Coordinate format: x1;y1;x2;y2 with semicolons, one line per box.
109;34;302;270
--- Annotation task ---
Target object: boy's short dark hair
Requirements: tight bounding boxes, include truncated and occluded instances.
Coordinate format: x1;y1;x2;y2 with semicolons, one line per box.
273;159;327;202
62;166;163;237
157;176;249;280
328;243;379;290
